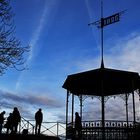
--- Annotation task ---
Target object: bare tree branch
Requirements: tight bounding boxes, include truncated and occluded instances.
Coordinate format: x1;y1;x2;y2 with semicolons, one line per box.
0;0;29;75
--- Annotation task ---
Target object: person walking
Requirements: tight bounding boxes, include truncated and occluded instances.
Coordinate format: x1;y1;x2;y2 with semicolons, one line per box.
0;111;6;134
12;107;21;133
35;108;43;134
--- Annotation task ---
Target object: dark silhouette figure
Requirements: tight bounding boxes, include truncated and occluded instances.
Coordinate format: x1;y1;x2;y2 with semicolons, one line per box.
0;111;5;134
12;107;21;133
5;113;13;134
35;108;43;134
75;112;82;139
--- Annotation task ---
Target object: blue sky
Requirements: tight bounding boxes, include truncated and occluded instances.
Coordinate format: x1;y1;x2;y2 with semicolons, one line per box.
0;0;140;122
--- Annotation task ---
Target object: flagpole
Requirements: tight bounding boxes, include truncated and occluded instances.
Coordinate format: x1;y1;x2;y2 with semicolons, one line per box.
101;0;104;68
101;1;105;140
88;1;123;68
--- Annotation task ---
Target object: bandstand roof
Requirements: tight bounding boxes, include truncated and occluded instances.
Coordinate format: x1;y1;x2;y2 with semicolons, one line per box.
62;67;140;96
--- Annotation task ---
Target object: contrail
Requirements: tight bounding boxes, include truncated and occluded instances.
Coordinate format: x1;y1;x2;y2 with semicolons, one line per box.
15;0;60;91
28;3;48;61
84;0;93;20
84;0;102;50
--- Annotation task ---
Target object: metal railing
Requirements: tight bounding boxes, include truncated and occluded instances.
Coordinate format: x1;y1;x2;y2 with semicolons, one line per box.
28;120;66;139
3;118;140;139
66;120;140;140
82;120;135;140
2;117;66;139
18;117;35;134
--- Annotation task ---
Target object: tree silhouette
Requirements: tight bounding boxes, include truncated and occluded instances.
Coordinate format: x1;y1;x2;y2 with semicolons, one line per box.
0;0;29;75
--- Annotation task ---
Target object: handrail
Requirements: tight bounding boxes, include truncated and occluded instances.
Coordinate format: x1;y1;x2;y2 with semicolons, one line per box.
19;117;35;134
3;118;138;139
66;120;139;139
81;120;135;127
3;117;66;139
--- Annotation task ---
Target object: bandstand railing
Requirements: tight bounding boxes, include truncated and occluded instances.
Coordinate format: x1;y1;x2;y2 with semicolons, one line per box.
3;118;140;139
66;120;140;140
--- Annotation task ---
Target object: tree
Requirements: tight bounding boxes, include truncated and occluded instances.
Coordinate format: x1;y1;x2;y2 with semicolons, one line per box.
0;0;29;75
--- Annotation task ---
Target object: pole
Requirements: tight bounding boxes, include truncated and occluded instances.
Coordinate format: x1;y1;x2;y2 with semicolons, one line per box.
132;80;136;123
125;94;129;126
101;0;104;68
72;93;74;127
57;122;59;137
101;80;105;140
101;95;105;139
101;1;105;139
66;90;69;139
80;94;83;120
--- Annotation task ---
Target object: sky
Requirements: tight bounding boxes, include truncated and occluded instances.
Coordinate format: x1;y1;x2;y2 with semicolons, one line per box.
0;0;140;123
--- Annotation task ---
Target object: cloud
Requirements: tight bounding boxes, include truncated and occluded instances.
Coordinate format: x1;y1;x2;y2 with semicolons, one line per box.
0;89;64;120
75;32;140;72
81;94;139;121
104;32;140;72
0;90;63;110
0;100;14;109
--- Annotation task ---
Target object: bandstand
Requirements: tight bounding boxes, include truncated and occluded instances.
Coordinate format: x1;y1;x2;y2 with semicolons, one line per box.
62;64;140;140
62;2;140;139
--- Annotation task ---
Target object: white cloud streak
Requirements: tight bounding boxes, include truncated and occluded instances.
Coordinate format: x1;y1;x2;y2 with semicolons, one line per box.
0;89;63;109
104;33;140;72
28;3;48;61
15;1;60;91
28;0;60;62
76;32;140;72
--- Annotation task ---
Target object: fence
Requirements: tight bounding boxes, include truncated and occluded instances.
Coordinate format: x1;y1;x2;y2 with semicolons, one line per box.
3;118;140;140
3;117;66;139
66;120;140;140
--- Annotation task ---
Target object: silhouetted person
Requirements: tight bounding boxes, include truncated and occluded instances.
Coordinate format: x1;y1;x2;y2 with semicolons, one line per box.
35;108;43;134
0;111;5;134
5;113;13;134
12;107;21;133
75;112;82;139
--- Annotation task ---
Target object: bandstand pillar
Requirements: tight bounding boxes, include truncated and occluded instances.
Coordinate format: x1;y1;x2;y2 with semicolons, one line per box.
66;90;69;127
132;92;136;123
101;80;105;140
125;94;129;126
79;94;83;120
71;93;74;127
132;80;136;123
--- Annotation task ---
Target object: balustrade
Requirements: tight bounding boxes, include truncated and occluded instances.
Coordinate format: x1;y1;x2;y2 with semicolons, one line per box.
2;117;66;140
66;120;140;140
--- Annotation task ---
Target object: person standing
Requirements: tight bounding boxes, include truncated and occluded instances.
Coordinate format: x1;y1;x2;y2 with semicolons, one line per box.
0;111;6;134
12;107;21;133
35;108;43;134
75;112;82;139
5;113;13;134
